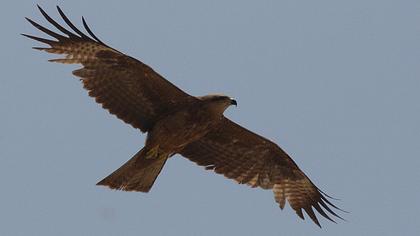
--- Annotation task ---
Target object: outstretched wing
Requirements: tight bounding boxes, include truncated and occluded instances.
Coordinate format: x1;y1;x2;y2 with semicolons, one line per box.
180;118;343;227
23;6;194;132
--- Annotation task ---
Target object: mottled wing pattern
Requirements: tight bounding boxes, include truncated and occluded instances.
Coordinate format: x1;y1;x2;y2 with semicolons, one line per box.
23;6;193;132
181;118;343;227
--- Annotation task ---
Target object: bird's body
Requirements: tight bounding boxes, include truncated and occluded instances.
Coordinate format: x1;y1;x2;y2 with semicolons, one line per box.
24;5;344;227
146;97;230;155
98;95;235;192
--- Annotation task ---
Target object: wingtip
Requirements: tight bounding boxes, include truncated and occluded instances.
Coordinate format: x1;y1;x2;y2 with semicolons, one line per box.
313;202;337;224
21;33;32;40
21;33;34;40
36;5;50;21
318;188;342;201
320;193;348;213
319;198;346;221
21;33;56;45
55;5;91;40
313;219;322;228
24;16;33;23
32;47;49;51
24;17;41;29
304;207;322;227
295;208;304;220
81;16;104;44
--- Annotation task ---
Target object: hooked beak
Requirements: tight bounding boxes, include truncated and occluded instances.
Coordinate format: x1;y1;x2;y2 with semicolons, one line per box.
230;99;237;106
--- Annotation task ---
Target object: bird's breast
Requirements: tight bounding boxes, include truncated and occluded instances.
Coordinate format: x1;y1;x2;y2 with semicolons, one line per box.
148;108;221;152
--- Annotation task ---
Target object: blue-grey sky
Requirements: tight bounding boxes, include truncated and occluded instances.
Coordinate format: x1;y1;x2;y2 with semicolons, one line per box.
1;0;419;235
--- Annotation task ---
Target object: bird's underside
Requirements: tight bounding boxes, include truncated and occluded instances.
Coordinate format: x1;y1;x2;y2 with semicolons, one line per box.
24;5;344;227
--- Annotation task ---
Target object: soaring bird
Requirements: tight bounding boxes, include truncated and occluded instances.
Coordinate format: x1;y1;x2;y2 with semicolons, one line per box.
23;5;343;227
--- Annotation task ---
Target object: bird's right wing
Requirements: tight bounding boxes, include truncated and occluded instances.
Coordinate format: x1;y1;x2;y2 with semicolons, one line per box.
181;117;343;227
23;6;195;132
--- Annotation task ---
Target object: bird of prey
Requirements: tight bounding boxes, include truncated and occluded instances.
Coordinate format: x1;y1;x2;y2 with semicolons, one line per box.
24;6;343;227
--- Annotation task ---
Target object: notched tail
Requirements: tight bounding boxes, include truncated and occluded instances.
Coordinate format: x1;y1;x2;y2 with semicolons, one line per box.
97;148;168;192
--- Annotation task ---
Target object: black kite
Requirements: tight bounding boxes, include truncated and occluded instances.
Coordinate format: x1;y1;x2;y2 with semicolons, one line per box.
24;5;344;227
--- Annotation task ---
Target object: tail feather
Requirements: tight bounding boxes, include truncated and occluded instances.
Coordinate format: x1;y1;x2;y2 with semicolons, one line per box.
97;148;168;192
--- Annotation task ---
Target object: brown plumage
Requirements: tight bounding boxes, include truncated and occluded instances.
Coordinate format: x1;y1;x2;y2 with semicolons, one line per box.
24;5;344;227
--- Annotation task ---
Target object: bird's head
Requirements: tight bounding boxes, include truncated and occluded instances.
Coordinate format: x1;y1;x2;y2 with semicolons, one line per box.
199;94;237;114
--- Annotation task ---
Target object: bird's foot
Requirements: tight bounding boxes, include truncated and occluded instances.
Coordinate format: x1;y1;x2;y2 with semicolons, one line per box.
145;145;160;159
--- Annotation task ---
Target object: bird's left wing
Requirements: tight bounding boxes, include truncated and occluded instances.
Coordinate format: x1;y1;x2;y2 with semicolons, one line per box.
180;117;343;227
23;6;194;132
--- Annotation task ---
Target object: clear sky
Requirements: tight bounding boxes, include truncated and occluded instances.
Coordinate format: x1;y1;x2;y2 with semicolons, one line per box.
1;0;419;235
